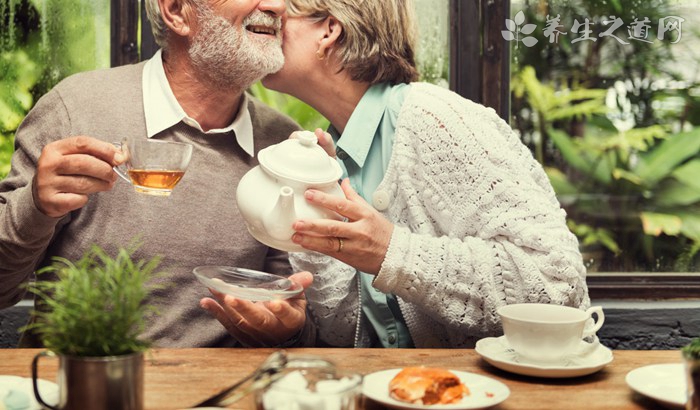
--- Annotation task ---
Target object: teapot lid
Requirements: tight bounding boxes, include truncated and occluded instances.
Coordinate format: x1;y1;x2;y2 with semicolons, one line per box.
258;131;343;184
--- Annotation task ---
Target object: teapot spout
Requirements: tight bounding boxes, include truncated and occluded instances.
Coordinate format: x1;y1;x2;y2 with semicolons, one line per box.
263;186;297;241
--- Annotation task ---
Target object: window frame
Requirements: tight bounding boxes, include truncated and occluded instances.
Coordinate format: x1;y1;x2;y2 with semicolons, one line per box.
112;0;700;300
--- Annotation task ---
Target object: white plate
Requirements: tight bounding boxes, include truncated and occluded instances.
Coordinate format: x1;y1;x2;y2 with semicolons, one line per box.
626;363;686;409
193;266;303;302
0;375;58;410
474;336;613;378
362;368;509;410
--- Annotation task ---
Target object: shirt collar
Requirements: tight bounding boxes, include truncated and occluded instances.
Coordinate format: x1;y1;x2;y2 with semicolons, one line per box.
332;83;392;167
142;49;255;157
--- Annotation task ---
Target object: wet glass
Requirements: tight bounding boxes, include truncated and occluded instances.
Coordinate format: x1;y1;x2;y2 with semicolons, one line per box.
0;0;110;179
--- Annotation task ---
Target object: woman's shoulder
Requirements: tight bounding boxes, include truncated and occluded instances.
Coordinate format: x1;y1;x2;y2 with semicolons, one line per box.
404;82;497;115
398;82;512;143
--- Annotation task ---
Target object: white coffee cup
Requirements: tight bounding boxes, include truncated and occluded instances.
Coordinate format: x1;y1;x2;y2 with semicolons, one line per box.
497;303;605;364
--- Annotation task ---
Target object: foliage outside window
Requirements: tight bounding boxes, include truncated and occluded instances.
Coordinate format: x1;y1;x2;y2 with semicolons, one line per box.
509;0;700;273
0;0;109;179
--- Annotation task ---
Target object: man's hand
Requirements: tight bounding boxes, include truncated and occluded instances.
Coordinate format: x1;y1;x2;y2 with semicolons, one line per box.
34;136;125;217
200;271;313;347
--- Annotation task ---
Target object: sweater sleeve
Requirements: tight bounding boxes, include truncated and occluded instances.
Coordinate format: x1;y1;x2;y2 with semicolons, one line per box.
289;251;359;347
371;85;589;343
0;89;70;308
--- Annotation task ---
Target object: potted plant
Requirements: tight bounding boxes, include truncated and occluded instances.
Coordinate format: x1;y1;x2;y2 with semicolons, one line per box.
26;243;165;410
683;338;700;410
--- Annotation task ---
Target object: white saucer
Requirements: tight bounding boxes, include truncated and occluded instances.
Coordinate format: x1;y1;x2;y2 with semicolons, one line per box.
626;363;686;409
474;336;613;378
0;375;59;410
362;368;509;410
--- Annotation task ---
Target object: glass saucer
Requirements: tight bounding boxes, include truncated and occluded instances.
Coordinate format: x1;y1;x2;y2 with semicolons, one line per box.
193;266;303;302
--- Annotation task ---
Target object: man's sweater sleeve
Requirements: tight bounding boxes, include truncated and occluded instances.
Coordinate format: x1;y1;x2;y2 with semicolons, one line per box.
0;89;69;308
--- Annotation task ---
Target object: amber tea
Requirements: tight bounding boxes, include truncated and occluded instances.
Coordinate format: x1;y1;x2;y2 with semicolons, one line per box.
113;138;193;196
128;169;185;190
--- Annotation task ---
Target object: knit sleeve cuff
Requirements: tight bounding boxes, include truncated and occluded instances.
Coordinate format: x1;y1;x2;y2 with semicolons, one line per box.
372;225;412;293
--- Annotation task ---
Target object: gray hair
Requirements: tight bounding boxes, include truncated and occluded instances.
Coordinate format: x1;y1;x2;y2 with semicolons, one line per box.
287;0;419;85
144;0;170;49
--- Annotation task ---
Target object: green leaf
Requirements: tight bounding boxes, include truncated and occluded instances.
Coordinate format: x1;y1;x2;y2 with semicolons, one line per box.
548;128;612;184
545;166;578;196
676;211;700;241
608;0;623;14
671;160;700;191
654;179;700;207
636;127;700;184
249;82;329;131
23;243;167;356
612;168;643;185
640;212;682;236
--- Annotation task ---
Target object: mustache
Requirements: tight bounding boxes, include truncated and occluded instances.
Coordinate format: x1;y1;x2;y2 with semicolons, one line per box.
244;11;282;32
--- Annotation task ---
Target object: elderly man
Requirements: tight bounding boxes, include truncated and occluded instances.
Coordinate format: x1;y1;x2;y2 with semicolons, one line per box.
0;0;313;347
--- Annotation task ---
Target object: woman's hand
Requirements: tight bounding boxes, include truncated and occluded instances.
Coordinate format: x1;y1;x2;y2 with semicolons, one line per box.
313;128;336;158
292;179;394;275
199;271;313;347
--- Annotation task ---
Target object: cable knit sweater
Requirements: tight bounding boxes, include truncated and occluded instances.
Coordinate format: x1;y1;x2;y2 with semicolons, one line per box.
290;82;590;348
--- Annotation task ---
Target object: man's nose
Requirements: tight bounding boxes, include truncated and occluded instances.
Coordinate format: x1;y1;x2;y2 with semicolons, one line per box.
259;0;285;16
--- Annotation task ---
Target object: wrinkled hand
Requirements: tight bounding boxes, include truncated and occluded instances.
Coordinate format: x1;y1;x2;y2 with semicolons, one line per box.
200;271;313;347
34;136;125;217
289;128;335;157
292;179;394;275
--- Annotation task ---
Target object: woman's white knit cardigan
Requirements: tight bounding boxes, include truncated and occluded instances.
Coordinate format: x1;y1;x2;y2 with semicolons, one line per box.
290;82;589;348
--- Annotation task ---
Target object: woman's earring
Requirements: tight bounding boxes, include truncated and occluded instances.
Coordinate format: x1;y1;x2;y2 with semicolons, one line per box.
316;49;325;60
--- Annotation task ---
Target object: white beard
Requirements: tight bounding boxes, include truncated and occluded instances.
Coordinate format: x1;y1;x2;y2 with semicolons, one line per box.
189;8;284;90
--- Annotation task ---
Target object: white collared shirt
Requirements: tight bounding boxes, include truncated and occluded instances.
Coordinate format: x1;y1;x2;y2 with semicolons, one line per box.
142;49;255;157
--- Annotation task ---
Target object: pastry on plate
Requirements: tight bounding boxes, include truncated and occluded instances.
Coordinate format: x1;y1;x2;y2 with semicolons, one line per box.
389;367;470;405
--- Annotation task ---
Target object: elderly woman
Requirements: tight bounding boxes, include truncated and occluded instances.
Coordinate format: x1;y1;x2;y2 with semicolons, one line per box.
262;0;589;348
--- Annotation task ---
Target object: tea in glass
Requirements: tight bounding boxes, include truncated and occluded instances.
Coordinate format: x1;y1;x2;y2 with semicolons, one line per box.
114;138;193;196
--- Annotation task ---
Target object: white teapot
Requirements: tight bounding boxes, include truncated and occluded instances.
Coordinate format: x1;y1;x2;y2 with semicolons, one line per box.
236;131;345;252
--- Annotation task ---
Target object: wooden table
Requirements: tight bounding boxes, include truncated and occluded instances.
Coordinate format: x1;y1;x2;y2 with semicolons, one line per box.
0;348;684;410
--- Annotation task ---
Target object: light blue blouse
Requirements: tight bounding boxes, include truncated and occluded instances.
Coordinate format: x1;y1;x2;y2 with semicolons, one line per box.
328;82;414;348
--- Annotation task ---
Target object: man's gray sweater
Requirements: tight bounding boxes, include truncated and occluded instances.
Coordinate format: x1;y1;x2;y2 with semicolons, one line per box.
0;62;301;347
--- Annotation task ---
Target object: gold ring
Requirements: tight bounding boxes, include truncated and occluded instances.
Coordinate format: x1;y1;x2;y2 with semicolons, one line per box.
337;237;344;253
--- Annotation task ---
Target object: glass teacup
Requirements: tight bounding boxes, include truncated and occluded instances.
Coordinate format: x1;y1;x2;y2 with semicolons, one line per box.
113;138;193;196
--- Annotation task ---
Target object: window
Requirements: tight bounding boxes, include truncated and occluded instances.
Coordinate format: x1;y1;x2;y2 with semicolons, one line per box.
1;0;110;178
505;0;700;297
4;0;698;299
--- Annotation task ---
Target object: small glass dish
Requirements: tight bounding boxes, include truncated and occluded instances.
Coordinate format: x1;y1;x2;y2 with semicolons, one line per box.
193;266;303;301
255;368;363;410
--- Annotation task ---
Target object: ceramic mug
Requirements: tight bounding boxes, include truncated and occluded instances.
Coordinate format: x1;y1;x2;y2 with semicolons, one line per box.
497;303;605;364
113;138;193;196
